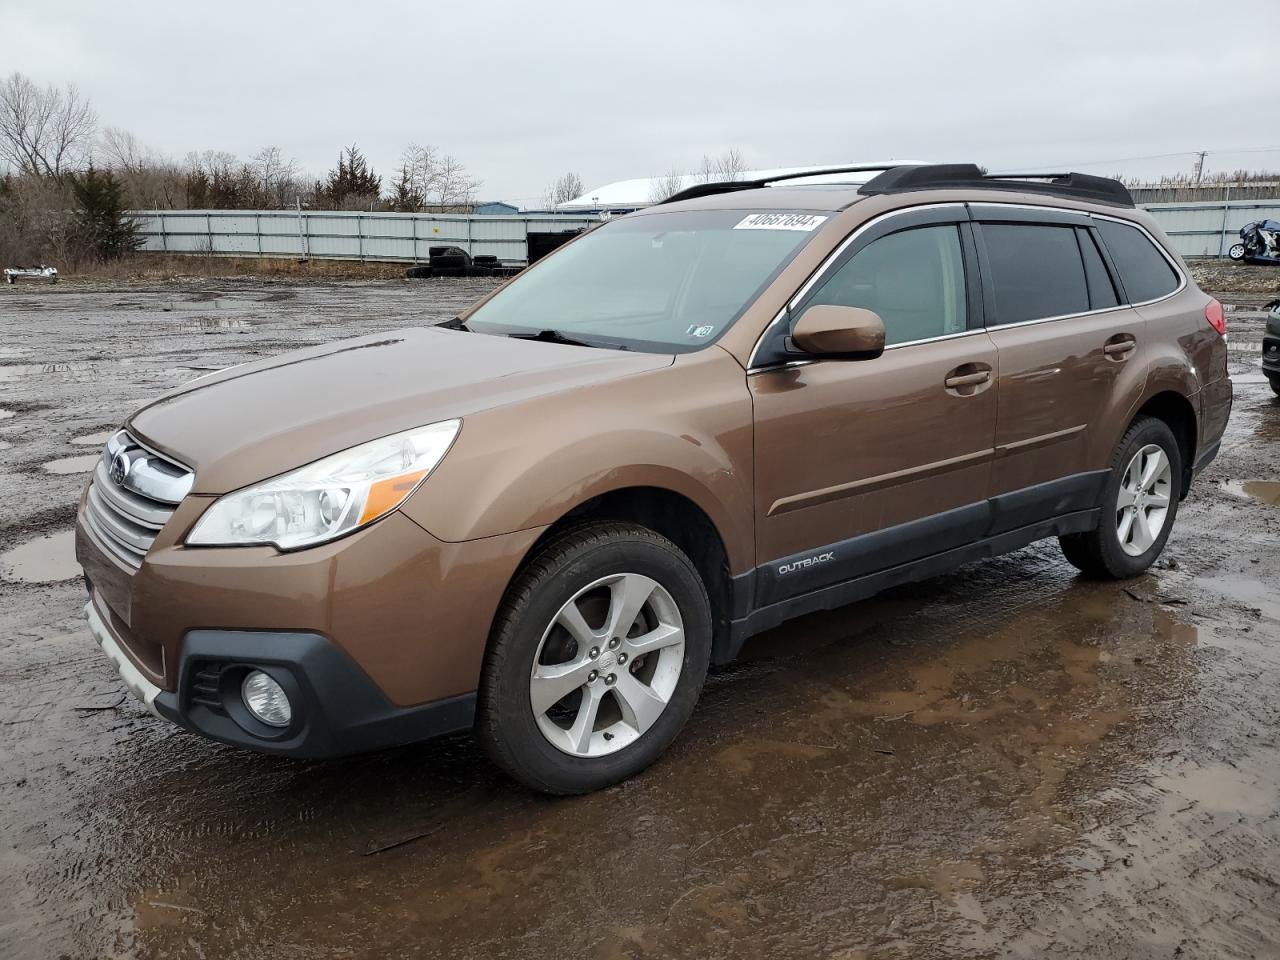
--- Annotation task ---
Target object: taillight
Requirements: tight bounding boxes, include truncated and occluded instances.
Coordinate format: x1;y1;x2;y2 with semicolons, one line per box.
1205;299;1227;337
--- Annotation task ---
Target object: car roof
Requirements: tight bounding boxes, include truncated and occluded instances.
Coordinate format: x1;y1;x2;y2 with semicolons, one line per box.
641;184;868;214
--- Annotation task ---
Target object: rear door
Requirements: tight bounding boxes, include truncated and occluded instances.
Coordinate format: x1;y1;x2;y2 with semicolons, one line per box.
973;207;1146;529
750;206;998;605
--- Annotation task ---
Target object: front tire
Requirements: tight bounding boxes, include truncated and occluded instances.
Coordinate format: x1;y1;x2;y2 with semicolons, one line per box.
1269;375;1280;398
1228;242;1246;261
1059;416;1182;579
477;523;712;794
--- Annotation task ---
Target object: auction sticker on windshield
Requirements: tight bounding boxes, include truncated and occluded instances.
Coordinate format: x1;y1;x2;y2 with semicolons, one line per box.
734;213;828;231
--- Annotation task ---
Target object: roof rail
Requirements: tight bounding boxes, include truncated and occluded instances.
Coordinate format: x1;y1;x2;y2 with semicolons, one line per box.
857;164;1134;207
658;163;911;206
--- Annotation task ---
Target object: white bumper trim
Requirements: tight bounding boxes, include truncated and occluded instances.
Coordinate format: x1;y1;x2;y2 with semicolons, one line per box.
85;601;162;717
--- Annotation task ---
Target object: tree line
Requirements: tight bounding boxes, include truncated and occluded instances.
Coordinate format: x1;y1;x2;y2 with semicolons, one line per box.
0;71;490;266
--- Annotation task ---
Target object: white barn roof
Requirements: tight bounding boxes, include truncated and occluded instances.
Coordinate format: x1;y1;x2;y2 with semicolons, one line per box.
557;161;929;211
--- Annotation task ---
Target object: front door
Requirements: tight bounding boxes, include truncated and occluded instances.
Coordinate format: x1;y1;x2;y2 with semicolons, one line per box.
750;209;998;606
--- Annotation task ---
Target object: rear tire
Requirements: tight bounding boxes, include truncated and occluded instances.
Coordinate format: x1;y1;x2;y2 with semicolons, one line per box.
1269;375;1280;397
1059;416;1182;579
476;522;712;795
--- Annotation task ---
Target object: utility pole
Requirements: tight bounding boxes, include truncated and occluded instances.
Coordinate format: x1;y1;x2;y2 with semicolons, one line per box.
1193;150;1207;186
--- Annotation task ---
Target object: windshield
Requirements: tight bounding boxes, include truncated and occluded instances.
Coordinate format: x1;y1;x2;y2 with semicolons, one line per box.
464;209;827;352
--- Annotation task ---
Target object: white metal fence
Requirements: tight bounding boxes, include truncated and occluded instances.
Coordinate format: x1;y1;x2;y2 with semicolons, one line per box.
130;199;1280;264
1143;200;1280;258
131;209;600;264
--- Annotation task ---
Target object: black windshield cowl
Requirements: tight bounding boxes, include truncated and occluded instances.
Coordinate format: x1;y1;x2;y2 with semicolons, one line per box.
438;317;471;331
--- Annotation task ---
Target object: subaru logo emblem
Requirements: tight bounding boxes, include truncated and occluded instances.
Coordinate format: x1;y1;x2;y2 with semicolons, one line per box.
110;452;131;486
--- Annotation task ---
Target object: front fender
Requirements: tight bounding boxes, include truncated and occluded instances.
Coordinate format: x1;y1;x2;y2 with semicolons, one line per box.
399;349;756;574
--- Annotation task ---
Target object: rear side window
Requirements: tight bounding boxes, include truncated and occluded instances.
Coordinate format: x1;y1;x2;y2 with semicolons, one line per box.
1078;229;1119;310
980;224;1089;325
803;225;967;346
1095;219;1180;303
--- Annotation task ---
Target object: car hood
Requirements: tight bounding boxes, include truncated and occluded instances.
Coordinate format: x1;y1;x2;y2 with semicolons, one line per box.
128;326;673;494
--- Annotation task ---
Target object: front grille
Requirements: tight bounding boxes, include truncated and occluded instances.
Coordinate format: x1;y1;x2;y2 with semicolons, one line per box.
84;430;194;570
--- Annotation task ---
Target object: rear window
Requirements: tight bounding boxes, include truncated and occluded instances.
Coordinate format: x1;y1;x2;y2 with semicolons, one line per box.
1095;220;1180;303
981;224;1089;325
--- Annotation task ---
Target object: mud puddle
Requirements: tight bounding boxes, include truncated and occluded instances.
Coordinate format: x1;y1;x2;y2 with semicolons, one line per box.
0;361;101;383
71;431;114;446
1222;478;1280;506
189;318;251;331
40;454;100;475
0;529;79;583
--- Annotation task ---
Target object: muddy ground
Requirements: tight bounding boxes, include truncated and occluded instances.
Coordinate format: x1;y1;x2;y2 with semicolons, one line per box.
1;268;1278;959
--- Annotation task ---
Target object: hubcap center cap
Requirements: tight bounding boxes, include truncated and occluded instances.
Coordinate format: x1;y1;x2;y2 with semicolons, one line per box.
598;649;618;672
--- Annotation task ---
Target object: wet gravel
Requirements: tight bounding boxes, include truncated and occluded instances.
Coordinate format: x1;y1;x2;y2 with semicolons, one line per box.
1;272;1279;959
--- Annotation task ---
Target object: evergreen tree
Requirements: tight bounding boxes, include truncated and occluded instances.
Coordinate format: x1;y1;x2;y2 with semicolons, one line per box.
313;145;382;210
71;163;141;260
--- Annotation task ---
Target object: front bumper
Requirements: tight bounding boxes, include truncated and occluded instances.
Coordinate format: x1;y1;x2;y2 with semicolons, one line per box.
1263;335;1279;378
87;599;162;717
77;495;546;757
88;590;476;756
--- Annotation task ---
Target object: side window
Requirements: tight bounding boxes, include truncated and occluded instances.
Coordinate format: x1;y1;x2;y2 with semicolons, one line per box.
1095;219;1180;303
981;224;1089;325
1078;228;1119;310
803;225;967;346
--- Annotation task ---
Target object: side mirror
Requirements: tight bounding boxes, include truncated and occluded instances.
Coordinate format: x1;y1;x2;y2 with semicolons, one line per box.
789;305;885;359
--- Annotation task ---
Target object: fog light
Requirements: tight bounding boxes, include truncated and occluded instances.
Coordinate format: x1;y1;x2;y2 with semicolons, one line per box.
242;670;291;727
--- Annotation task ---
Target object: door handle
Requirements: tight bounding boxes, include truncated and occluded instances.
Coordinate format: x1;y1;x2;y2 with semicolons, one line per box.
1103;337;1137;357
944;370;991;388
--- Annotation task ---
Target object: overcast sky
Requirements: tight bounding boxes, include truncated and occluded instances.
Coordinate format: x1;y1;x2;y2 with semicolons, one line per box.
4;0;1279;204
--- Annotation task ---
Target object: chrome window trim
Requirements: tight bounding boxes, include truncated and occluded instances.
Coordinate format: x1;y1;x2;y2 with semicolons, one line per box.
747;200;1189;373
1086;211;1188;308
747;202;964;371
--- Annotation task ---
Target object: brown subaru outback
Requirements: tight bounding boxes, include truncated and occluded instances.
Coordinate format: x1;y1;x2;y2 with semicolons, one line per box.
76;163;1232;794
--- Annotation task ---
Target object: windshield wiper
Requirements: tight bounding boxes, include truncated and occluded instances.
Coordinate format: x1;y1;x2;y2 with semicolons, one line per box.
508;329;599;348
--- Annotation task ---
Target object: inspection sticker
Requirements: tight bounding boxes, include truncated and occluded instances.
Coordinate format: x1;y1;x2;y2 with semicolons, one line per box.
733;213;828;231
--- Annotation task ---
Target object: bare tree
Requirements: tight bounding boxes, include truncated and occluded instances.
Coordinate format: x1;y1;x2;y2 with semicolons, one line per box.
399;142;439;205
0;72;96;178
434;154;480;209
543;171;584;208
393;143;479;210
98;126;149;172
696;147;748;184
250;145;302;208
648;168;687;203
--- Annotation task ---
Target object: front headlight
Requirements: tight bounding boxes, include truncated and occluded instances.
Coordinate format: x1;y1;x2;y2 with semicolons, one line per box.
187;419;460;550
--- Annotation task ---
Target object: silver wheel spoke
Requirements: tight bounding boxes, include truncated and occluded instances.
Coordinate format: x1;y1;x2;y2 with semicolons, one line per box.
556;600;598;647
623;622;683;657
530;660;593;715
605;574;656;640
1146;491;1170;509
1140;450;1166;490
613;671;668;734
1131;507;1154;552
1116;486;1138;509
567;684;605;754
1118;508;1135;545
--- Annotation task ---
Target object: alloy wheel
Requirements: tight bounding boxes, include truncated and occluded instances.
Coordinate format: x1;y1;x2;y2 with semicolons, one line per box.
1116;443;1173;557
529;573;685;757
